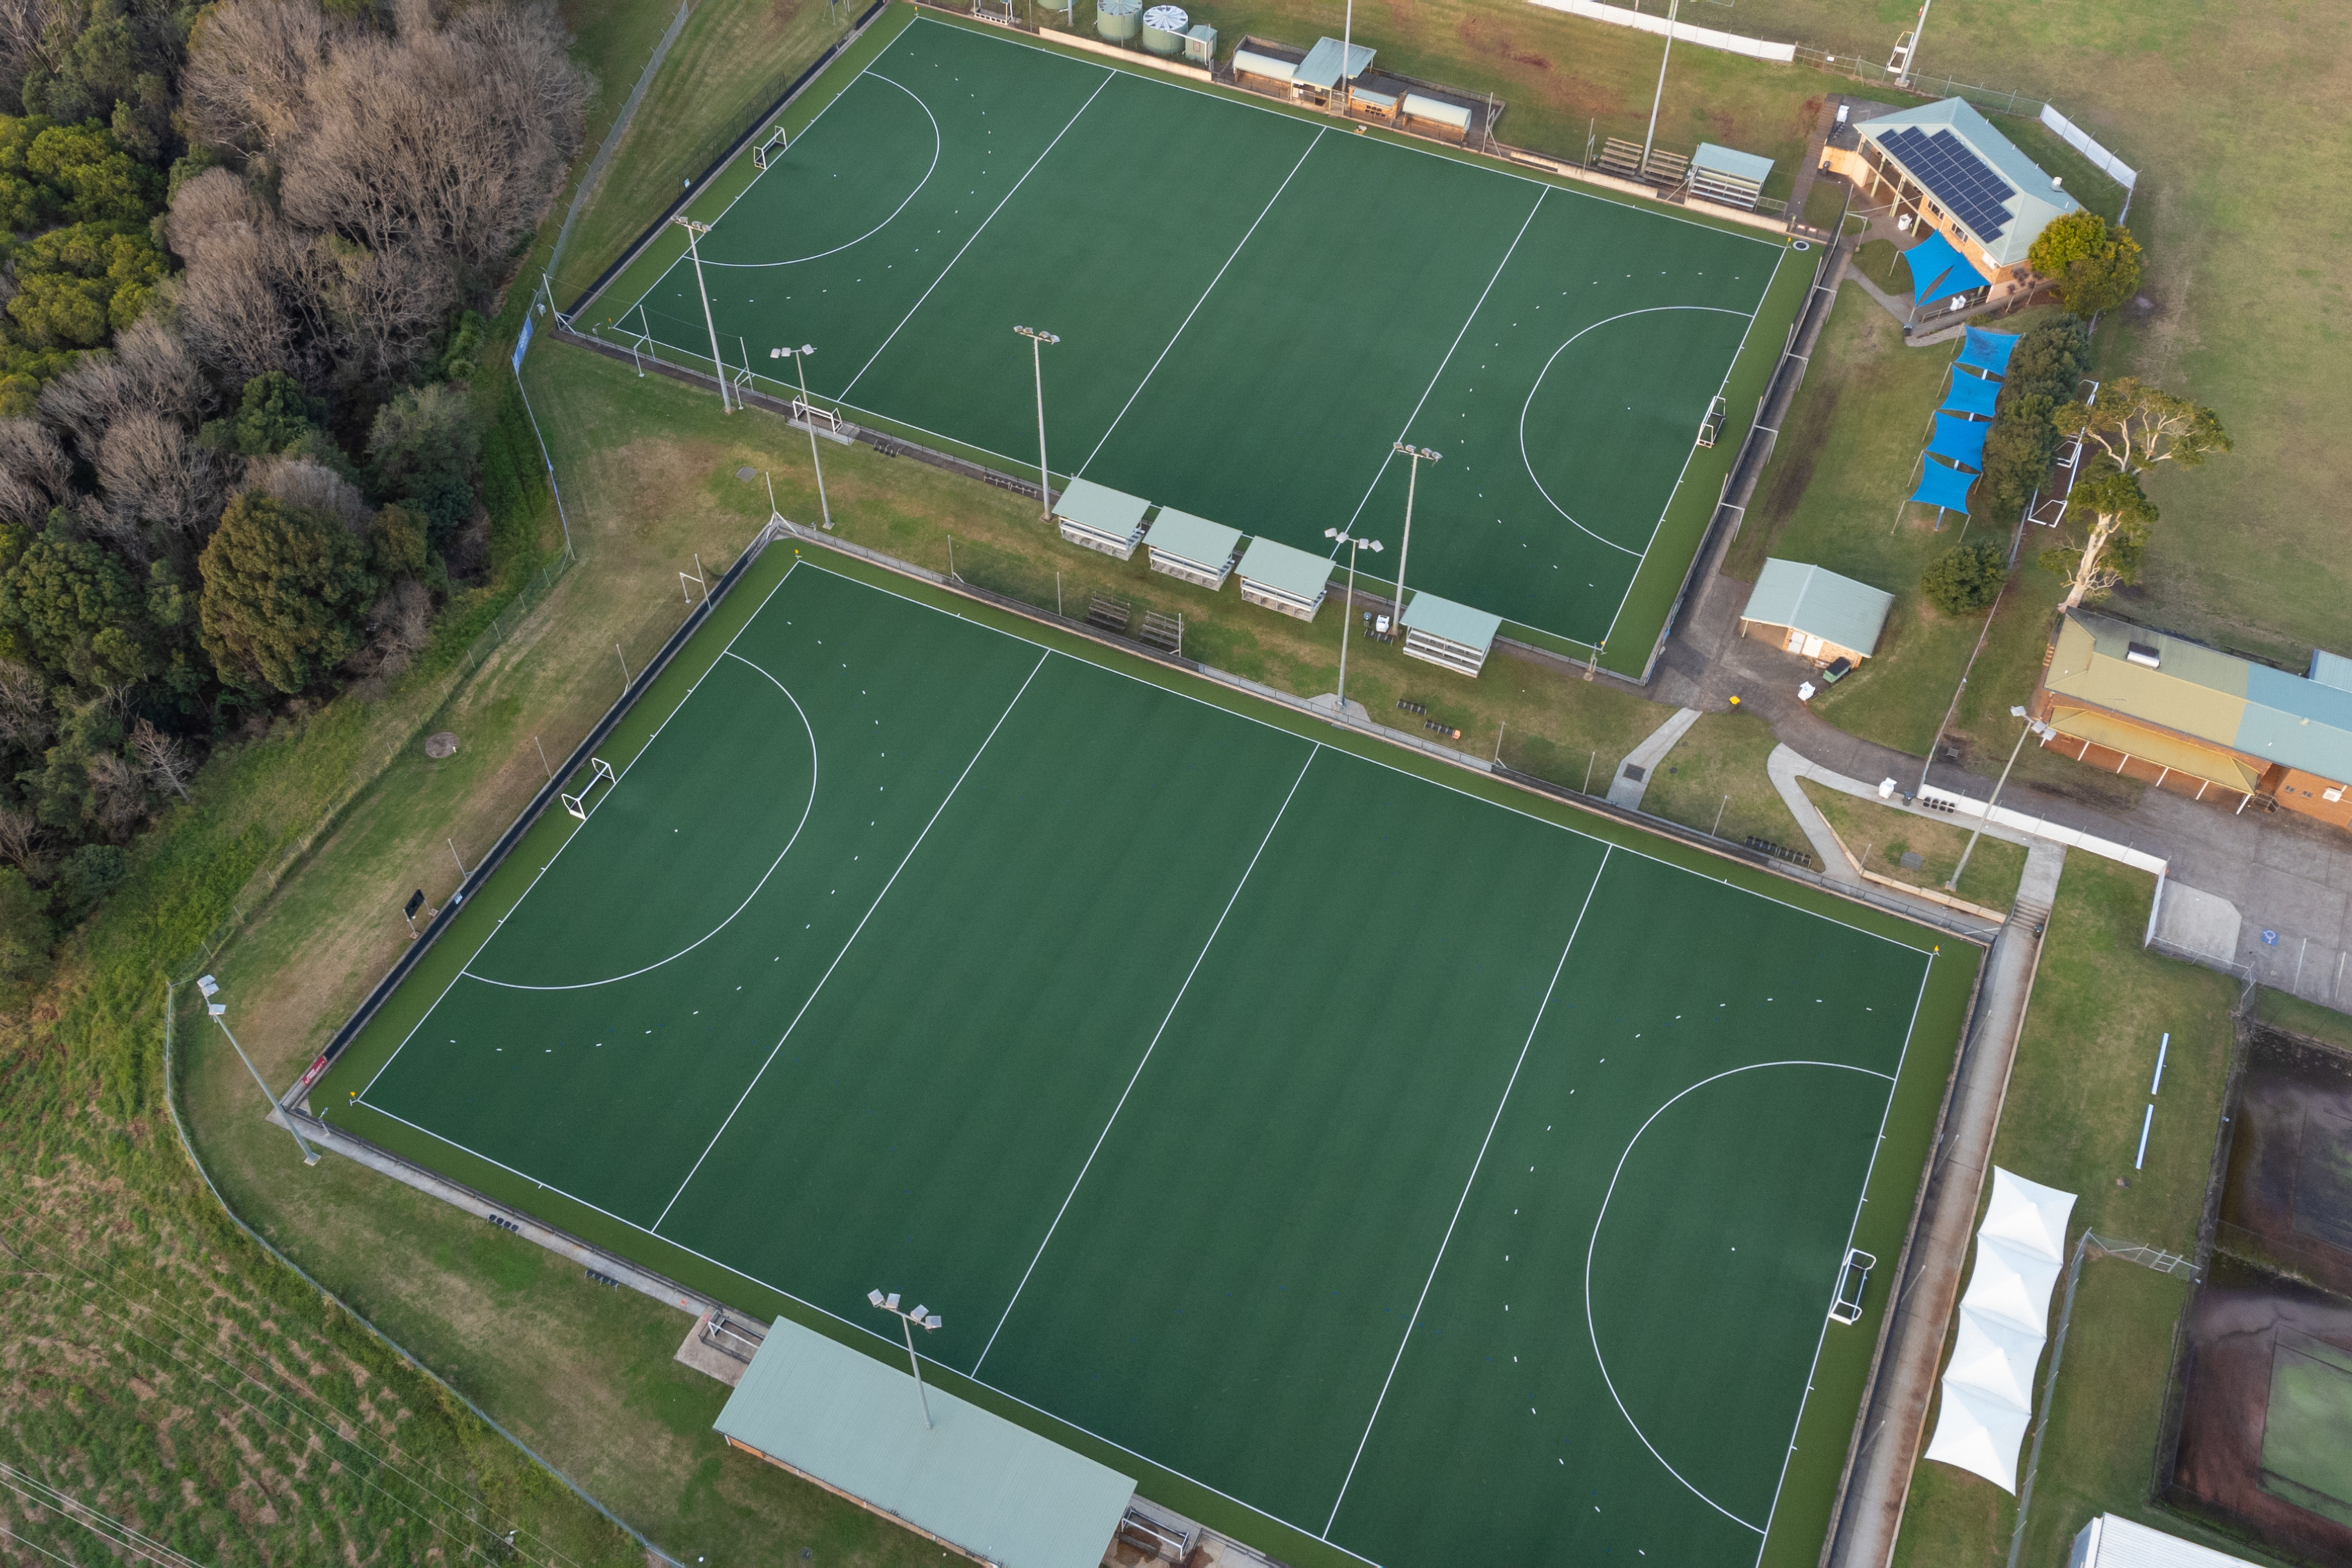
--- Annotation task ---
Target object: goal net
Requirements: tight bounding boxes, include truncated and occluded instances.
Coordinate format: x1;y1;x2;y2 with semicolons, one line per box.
561;757;617;820
751;126;788;171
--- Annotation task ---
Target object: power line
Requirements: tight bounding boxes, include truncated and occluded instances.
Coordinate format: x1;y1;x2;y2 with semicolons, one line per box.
0;1463;211;1568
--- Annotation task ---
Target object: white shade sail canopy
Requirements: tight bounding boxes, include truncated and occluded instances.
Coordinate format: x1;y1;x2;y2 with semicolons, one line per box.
1925;1167;2078;1493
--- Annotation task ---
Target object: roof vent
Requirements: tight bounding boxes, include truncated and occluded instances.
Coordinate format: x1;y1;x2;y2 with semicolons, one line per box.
2051;175;2064;189
2125;642;2161;669
1836;103;1850;124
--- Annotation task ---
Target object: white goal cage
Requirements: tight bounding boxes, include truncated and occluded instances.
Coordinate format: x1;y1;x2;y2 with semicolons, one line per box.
751;124;788;171
562;757;617;820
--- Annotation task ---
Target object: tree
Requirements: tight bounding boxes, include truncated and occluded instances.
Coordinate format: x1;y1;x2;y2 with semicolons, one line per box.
2040;468;2158;608
203;369;325;456
368;382;476;540
197;489;375;692
4;221;166;348
0;865;50;980
0;530;145;682
1921;540;2008;615
127;713;189;800
2055;377;2232;479
2026;210;2144;317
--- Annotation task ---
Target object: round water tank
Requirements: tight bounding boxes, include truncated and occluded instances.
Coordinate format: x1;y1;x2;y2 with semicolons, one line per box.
1141;3;1188;53
1096;0;1141;43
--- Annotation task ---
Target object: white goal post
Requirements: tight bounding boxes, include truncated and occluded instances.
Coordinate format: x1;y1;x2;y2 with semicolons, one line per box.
561;757;617;820
751;124;788;171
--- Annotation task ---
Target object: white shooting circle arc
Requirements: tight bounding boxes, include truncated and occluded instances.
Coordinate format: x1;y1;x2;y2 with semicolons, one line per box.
1518;306;1757;559
463;650;817;992
1583;1057;1896;1535
700;73;942;270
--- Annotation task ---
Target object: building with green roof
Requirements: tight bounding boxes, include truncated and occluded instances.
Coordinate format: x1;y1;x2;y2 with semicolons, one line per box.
1052;478;1150;561
1737;559;1894;668
1400;590;1503;677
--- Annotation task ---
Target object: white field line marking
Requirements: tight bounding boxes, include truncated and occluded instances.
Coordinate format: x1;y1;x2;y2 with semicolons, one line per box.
650;649;1052;1231
1583;1057;1897;1536
1515;305;1757;561
1335;185;1549;546
909;12;1783;252
1600;240;1791;651
331;1096;1385;1568
465;652;817;991
618;46;891;325
798;559;1936;958
357;563;803;1100
1320;843;1611;1537
1074;127;1326;476
1750;957;1933;1568
971;741;1321;1373
838;68;1114;399
699;74;942;269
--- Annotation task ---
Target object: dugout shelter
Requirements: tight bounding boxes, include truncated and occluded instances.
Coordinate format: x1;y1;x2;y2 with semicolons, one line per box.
714;1316;1137;1568
1235;535;1332;619
1144;507;1242;590
1399;591;1502;677
2069;1515;2266;1568
1689;142;1775;212
1052;478;1150;561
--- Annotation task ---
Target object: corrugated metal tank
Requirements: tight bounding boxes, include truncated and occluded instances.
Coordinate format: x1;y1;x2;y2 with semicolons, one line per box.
1140;3;1188;54
1094;0;1141;43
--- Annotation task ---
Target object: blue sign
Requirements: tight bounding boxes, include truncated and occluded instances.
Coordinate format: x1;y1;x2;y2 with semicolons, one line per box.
2261;928;2279;946
511;312;534;374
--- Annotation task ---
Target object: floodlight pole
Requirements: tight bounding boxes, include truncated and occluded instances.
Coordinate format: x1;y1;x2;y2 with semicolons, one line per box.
1324;528;1383;714
1390;444;1439;634
673;217;729;413
1947;705;2037;892
776;346;832;530
1639;0;1681;174
1015;326;1058;521
200;986;319;1166
1340;0;1352;111
870;1291;943;1428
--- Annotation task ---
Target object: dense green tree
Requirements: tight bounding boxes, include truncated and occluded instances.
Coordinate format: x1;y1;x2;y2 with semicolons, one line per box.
4;221;165;346
201;371;327;458
26;121;160;223
51;838;124;920
367;383;478;541
0;530;146;683
2026;210;2143;317
368;502;429;580
0;865;50;978
2040;468;2160;608
198;491;377;693
1970;316;2092;524
1921;540;2008;615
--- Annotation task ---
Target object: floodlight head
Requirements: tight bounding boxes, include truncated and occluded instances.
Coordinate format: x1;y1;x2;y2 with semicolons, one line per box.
924;1315;942;1330
909;1305;927;1322
2010;705;2028;718
197;975;219;997
207;1002;225;1016
769;348;783;359
884;1292;901;1312
1325;527;1343;540
799;345;816;356
868;1289;886;1307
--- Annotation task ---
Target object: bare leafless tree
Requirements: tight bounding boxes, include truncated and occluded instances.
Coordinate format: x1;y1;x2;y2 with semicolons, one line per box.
97;411;228;544
354;575;433;682
40;319;216;456
0;803;44;875
180;0;341;157
0;418;72;527
247;453;368;532
129;718;195;803
0;661;50;751
85;750;152;837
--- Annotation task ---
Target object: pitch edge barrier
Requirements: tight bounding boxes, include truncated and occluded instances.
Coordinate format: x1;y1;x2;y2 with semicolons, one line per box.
292;521;790;1108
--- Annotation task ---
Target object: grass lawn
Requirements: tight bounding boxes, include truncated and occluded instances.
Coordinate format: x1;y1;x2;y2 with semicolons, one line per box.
2252;987;2352;1054
1724;285;2035;757
1726;0;2352;669
1639;709;1806;850
1853;239;1906;294
1799;780;2027;911
1891;856;2249;1568
551;0;857;304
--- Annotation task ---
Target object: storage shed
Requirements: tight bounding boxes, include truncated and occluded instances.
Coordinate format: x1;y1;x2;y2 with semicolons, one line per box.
2066;1515;2264;1568
1400;591;1503;677
1738;559;1894;667
1144;509;1242;590
1234;536;1332;619
1052;478;1150;560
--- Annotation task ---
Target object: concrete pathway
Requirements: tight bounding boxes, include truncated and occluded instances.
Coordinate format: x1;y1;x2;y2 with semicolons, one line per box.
1768;744;1861;884
1824;838;2061;1568
1606;706;1703;809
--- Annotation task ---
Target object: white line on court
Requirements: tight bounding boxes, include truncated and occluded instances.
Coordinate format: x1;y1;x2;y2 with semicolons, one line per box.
648;648;1053;1231
971;740;1323;1374
1515;305;1759;561
1321;842;1613;1538
463;651;818;992
356;564;805;1102
1748;957;1934;1568
698;73;942;270
837;68;1115;400
1334;185;1549;546
1073;127;1327;477
1583;1056;1898;1537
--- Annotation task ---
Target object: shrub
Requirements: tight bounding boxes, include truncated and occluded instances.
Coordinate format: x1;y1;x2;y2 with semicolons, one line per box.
197;491;377;693
2026;211;2143;317
1921;540;2008;615
0;866;52;979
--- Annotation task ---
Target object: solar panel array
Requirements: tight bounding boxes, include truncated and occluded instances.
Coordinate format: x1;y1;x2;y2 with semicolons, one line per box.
1878;126;2017;241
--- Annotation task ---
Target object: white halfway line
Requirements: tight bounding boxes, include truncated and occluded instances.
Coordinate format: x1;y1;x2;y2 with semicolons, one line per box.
651;650;1051;1231
1322;842;1612;1537
973;741;1322;1372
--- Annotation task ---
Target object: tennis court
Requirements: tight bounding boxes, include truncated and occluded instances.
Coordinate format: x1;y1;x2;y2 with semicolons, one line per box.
318;550;1969;1567
594;10;1808;660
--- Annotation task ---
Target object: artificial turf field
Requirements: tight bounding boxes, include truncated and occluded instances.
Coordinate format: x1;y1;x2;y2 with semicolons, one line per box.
317;545;1975;1568
594;9;1809;660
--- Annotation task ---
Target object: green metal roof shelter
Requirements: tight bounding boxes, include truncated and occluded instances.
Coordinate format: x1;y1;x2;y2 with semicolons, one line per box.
1400;590;1504;677
1739;559;1894;664
1144;507;1242;590
1293;35;1374;93
1052;478;1150;561
1235;535;1332;620
713;1316;1136;1568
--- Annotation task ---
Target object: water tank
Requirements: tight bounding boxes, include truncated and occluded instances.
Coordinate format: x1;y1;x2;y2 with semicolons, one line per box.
1141;3;1188;54
1096;0;1141;43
